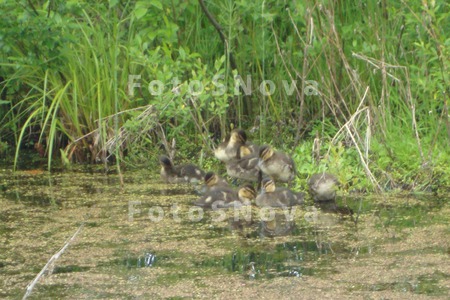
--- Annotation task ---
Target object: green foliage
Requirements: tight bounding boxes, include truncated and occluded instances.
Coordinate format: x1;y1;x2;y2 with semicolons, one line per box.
293;141;372;193
0;1;231;168
0;0;448;192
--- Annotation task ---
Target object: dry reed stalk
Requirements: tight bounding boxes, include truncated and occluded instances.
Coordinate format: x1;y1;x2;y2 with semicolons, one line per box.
104;105;158;159
352;52;426;165
157;123;176;161
68;105;158;162
330;87;383;192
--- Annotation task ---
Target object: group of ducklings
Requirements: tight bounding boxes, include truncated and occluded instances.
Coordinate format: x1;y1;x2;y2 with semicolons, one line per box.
159;129;339;209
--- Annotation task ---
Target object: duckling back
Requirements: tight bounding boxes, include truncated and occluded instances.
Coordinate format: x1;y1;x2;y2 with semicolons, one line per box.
255;179;304;207
179;164;205;183
258;145;296;183
256;189;304;207
194;186;237;209
225;146;261;182
159;155;204;184
194;184;255;209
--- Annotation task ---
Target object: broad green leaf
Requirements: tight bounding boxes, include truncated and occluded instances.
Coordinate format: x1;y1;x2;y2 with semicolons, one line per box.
150;0;163;10
134;7;148;19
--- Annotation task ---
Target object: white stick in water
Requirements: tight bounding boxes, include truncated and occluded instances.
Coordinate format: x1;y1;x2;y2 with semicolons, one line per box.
22;223;85;300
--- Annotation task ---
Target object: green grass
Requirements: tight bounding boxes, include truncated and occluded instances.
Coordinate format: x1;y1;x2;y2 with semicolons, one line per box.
0;0;449;191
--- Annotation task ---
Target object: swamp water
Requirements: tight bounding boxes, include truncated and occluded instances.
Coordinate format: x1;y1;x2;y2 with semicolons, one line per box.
0;165;449;299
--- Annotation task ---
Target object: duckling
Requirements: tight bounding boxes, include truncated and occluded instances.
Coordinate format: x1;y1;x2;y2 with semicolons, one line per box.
308;172;339;202
214;129;247;163
159;155;205;184
244;140;260;156
255;178;304;207
202;171;230;193
239;143;253;157
194;184;256;209
258;145;296;183
238;184;257;205
225;145;261;182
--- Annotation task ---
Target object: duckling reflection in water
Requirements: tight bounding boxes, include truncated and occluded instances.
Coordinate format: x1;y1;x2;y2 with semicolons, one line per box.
159;155;205;184
258;145;296;183
308;172;339;202
255;178;304;207
259;213;296;238
194;184;256;209
225;145;261;183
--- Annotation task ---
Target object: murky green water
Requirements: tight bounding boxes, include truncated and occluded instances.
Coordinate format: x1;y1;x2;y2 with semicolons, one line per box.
0;164;449;299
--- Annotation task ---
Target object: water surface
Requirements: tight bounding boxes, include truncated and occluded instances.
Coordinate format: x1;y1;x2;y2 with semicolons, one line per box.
0;166;448;299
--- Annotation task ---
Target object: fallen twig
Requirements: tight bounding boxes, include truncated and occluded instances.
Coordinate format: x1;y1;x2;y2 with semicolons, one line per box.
22;223;85;300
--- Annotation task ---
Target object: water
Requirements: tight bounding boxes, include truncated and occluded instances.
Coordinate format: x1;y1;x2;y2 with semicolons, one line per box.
0;165;449;299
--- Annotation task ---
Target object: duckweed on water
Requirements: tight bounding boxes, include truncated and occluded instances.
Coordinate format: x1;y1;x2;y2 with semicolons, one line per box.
0;166;449;299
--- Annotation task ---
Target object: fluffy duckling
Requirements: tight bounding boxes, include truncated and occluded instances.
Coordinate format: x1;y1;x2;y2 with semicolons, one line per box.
225;145;261;182
202;171;230;193
244;140;260;155
258;145;296;183
308;172;340;202
194;184;256;209
214;129;247;163
159;155;205;184
237;184;257;205
255;178;304;207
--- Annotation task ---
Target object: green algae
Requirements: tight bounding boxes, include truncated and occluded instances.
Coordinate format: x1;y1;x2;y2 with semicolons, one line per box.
0;166;449;299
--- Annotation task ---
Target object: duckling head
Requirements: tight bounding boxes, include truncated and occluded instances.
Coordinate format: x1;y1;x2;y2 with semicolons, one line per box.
159;155;173;169
214;130;246;162
204;171;219;187
259;145;274;161
238;145;253;159
238;184;257;203
261;178;276;193
229;129;247;145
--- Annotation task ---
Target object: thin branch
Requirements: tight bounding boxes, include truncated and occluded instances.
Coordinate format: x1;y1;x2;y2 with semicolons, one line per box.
26;0;39;16
198;0;238;71
330;87;383;193
23;223;85;300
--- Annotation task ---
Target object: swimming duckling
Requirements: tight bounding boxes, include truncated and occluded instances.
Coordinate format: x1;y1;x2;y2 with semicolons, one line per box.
258;145;296;183
255;178;304;207
159;155;205;184
308;172;339;202
214;129;247;163
194;184;256;209
225;145;261;182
